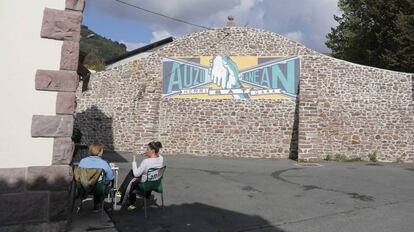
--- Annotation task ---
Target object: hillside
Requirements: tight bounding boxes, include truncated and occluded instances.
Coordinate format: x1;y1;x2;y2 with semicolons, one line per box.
80;25;127;71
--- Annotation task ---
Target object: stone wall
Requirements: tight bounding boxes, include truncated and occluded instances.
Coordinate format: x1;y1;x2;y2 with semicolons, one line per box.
76;27;311;157
298;55;413;163
76;27;414;162
0;167;72;231
75;61;142;151
314;56;413;162
159;98;297;158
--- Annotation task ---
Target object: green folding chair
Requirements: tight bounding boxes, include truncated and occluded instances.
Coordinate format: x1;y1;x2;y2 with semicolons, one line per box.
135;166;166;218
71;167;110;220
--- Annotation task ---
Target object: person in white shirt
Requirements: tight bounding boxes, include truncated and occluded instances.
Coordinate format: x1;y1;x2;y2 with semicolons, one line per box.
119;141;164;210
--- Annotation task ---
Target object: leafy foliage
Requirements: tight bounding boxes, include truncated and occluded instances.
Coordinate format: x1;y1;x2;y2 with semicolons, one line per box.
80;25;127;71
368;151;378;162
326;0;414;72
324;154;363;162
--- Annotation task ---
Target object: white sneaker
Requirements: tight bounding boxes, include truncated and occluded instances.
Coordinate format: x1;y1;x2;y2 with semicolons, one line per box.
115;191;122;203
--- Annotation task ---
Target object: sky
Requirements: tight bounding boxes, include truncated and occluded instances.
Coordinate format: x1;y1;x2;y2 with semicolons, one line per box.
83;0;341;53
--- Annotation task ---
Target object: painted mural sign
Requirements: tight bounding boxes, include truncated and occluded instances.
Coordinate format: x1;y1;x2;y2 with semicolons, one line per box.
162;56;300;100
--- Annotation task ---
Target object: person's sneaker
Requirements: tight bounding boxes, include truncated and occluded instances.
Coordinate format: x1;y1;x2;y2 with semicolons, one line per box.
127;205;137;211
115;191;122;203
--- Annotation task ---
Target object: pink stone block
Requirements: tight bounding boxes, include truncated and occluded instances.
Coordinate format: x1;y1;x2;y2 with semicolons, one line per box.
35;70;79;92
40;8;82;41
31;115;74;137
60;41;79;71
56;92;76;114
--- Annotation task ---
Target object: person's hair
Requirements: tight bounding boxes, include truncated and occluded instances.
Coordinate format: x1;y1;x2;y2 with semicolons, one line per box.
88;143;103;156
148;141;162;154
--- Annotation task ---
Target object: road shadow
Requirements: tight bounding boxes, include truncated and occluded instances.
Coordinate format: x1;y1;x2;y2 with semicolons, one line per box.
108;202;285;232
102;150;130;163
71;146;128;164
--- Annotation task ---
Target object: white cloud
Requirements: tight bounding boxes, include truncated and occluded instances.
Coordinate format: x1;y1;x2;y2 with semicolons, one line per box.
258;0;340;52
150;30;172;43
284;31;303;43
88;0;340;52
205;0;264;28
121;40;146;51
90;0;264;33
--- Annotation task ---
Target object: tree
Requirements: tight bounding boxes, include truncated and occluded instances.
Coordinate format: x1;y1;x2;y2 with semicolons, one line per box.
326;0;414;72
80;25;127;71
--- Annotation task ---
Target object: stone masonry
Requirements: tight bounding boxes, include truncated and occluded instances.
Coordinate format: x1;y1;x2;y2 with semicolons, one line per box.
75;61;142;151
76;27;414;163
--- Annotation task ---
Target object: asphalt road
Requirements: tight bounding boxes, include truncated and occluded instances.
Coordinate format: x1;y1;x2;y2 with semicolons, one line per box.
103;152;414;232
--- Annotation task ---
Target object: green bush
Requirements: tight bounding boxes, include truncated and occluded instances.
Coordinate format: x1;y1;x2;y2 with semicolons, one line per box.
368;151;378;162
324;154;363;162
334;154;348;162
324;154;332;161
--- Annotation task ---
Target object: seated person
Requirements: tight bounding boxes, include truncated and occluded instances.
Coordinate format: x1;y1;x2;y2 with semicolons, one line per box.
118;141;164;210
78;143;114;210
